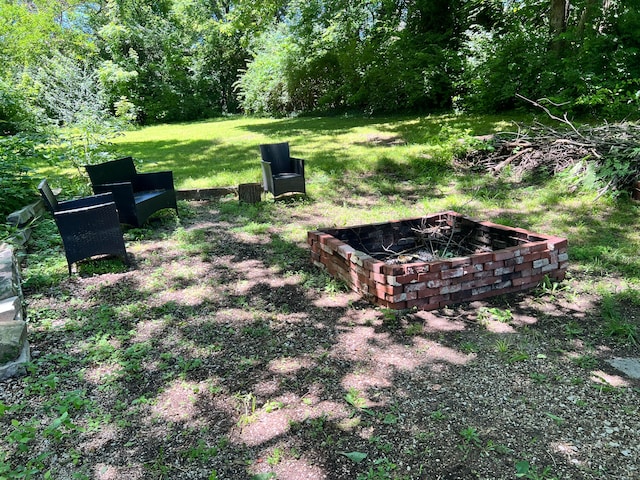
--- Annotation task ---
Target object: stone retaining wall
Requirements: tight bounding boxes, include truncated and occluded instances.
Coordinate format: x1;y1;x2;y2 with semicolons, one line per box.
0;245;29;380
0;200;41;380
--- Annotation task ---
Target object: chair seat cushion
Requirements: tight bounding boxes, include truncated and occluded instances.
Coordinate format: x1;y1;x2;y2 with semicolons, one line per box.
134;189;171;203
273;173;303;179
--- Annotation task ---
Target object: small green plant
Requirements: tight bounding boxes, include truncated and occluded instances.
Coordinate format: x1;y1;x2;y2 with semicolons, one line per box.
508;350;530;363
538;275;567;299
345;388;367;410
263;399;284;413
266;447;283;466
235;393;258;426
459;426;481;446
529;372;549;384
183;440;219;461
478;307;513;324
545;412;564;426
325;277;348;295
457;426;481;458
601;293;638;345
430;409;446;421
405;322;423;335
460;341;479;353
380;308;400;327
563;321;584;338
572;354;598;370
515;460;558;479
494;338;512;354
356;457;397;480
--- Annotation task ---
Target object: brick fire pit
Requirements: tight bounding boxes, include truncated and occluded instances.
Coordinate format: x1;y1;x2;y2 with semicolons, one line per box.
308;211;568;311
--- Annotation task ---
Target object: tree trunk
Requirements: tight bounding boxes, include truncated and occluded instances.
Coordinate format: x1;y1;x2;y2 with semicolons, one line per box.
549;0;570;55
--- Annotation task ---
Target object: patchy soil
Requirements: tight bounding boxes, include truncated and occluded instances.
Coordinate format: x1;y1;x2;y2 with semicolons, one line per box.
2;198;640;480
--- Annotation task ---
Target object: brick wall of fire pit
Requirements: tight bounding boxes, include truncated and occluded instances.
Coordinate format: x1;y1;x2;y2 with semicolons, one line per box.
308;211;568;311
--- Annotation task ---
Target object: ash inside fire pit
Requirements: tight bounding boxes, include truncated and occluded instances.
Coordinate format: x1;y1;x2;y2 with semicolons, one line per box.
308;211;568;311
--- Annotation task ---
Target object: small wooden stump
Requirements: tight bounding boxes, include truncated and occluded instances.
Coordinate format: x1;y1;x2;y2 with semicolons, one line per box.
238;183;262;204
633;181;640;201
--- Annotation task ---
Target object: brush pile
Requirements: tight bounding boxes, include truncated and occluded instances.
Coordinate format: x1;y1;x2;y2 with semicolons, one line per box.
456;106;640;196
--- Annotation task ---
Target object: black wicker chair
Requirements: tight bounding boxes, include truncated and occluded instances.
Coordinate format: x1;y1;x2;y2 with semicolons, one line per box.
260;142;306;198
38;179;128;274
85;157;178;227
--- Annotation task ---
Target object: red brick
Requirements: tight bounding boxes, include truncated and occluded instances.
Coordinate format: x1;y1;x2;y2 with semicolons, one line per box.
382;264;405;275
386;292;408;303
493;247;519;261
418;271;440;282
363;258;385;274
440;283;462;294
473;270;494;279
471;252;494;264
376;299;406;310
396;273;419;284
472;276;501;288
374;283;403;296
404;282;427;293
418;287;442;299
425;279;445;289
450;257;472;267
483;260;505;271
336;244;356;260
494;266;515;276
528;242;549;253
522;252;544;263
441;267;465;279
505;256;525;267
515;261;533;272
426;262;446;273
549;237;568;251
369;272;387;284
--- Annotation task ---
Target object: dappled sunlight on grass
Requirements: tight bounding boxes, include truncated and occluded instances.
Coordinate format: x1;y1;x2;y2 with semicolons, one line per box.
14;114;640;479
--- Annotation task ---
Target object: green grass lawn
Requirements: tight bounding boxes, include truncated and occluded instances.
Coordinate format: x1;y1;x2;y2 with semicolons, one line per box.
32;113;640;287
110;113;524;190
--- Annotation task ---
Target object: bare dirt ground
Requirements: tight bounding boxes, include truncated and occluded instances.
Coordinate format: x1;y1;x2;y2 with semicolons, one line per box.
2;198;640;480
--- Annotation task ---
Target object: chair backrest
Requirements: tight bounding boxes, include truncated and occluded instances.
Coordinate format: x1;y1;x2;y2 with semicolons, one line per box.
259;143;291;175
38;179;58;213
85;157;137;185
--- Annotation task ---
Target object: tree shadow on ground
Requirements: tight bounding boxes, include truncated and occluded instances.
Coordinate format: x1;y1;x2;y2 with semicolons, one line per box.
17;195;640;480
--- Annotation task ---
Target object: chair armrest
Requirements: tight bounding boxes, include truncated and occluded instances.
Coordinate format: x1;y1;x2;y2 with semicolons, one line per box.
290;157;305;176
261;161;274;192
56;193;115;211
92;182;136;201
133;171;175;191
54;201;119;224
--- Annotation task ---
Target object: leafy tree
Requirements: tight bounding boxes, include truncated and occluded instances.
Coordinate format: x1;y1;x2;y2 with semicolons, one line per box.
94;0;246;123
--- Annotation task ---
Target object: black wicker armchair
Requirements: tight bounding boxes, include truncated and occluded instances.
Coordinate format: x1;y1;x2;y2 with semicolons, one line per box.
260;142;306;198
85;157;178;227
38;179;128;274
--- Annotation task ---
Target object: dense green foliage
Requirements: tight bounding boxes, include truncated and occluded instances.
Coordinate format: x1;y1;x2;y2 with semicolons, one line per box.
2;0;638;124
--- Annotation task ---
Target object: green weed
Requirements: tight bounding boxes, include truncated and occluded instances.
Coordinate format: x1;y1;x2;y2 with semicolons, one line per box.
345;388;367;410
515;461;558;480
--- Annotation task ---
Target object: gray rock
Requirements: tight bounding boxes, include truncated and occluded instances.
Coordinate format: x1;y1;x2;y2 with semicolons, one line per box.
606;357;640;380
0;296;22;323
0;321;27;363
0;340;30;381
6;200;44;227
